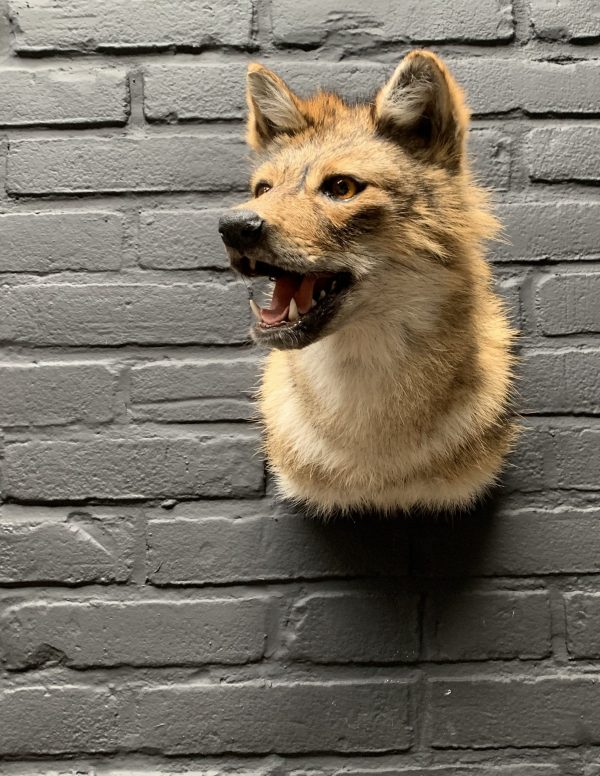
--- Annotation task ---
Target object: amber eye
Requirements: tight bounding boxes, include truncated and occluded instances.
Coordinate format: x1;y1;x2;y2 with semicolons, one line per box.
254;181;272;198
322;175;363;201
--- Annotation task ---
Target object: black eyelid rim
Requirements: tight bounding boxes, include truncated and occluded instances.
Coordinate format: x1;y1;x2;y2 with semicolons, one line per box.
320;174;368;199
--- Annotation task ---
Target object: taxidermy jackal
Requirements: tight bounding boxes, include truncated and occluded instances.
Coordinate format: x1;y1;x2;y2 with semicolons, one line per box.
219;50;516;515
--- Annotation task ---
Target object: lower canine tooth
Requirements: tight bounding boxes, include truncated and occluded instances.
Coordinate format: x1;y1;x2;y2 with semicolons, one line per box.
249;299;261;320
289;298;299;322
310;299;317;309
319;290;326;300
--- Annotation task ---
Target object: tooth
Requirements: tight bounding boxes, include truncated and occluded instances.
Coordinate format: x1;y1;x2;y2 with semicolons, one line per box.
331;280;337;290
289;298;299;322
311;299;317;308
249;258;256;272
319;290;326;300
249;299;261;320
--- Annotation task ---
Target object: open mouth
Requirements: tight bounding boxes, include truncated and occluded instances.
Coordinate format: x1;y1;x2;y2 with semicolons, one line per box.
235;256;353;349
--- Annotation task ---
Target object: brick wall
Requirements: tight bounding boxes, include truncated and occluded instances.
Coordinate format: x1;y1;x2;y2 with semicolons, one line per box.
0;0;599;773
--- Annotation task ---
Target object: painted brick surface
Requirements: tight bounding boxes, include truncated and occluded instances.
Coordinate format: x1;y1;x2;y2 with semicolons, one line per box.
0;0;598;772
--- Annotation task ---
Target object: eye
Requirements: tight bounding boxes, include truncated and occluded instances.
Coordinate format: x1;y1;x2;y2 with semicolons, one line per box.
322;175;364;201
254;181;272;198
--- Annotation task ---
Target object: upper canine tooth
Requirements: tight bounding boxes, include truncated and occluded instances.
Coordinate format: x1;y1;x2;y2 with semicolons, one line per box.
289;298;299;322
249;258;256;272
331;280;337;290
249;299;261;320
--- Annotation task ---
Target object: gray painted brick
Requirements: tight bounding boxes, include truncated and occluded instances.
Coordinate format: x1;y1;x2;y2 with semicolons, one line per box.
9;0;253;53
0;282;251;346
271;0;514;46
0;363;117;426
138;209;229;270
0;686;122;755
0;68;128;126
3;430;264;501
290;768;560;776
412;508;600;577
494;202;600;262
147;504;409;584
288;590;419;663
565;593;600;659
7;136;246;195
520;348;600;414
537;273;600;335
0;507;136;585
429;676;600;747
531;0;600;41
130;355;260;423
1;597;271;668
468;129;512;190
145;60;600;123
547;427;600;490
136;679;414;753
423;591;551;661
527;127;600;183
451;59;600;115
0;212;123;273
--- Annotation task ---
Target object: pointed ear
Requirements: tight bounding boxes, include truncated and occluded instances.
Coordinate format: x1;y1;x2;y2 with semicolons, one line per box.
246;64;307;150
374;50;470;172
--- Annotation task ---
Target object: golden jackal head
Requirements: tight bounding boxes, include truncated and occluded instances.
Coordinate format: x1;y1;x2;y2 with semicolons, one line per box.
219;50;497;350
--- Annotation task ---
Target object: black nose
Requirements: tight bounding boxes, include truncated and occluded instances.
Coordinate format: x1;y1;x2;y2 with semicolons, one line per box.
218;210;264;253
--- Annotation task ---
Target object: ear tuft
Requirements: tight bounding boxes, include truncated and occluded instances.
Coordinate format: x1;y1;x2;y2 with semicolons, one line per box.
375;50;470;172
246;64;307;150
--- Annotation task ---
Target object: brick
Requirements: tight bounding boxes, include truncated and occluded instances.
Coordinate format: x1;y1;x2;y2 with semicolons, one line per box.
429;676;600;747
0;506;135;585
547;427;600;489
145;60;600;123
290;768;560;776
468;129;512;190
288;590;419;663
520;348;600;414
3;430;264;501
527;127;600;183
130;355;260;423
0;212;123;273
0;686;121;755
0;282;251;346
537;273;600;335
147;502;409;585
494;202;600;262
1;597;271;668
412;508;600;576
565;593;600;658
0;363;117;426
136;679;414;753
271;0;514;46
0;68;128;126
9;0;253;53
423;591;551;660
452;59;600;115
143;62;390;122
6;136;246;195
138;209;228;270
531;0;600;41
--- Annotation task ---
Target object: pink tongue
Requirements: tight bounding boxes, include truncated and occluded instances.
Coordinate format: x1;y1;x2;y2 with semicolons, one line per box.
260;275;317;324
260;276;297;325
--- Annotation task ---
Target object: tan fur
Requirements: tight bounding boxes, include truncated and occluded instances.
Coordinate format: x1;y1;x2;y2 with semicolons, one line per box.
236;51;517;515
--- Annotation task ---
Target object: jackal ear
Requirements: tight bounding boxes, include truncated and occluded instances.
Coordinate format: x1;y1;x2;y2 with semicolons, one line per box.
246;64;307;151
375;50;469;172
